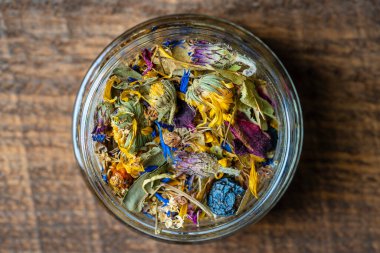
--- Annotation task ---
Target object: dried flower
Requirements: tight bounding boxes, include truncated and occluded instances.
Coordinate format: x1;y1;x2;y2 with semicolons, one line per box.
173;151;219;177
162;39;185;48
144;106;159;122
163;131;182;148
92;102;113;143
189;40;236;68
148;80;177;124
186;74;234;127
111;98;151;155
93;39;278;230
109;172;123;188
207;178;245;216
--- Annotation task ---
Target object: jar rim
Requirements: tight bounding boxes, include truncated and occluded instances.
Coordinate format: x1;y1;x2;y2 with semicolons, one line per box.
72;14;303;242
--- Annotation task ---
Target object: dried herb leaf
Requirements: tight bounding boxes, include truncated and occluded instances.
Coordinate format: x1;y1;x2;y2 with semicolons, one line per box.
123;163;169;212
216;69;246;85
140;146;166;168
236;189;253;215
240;80;274;118
113;64;142;80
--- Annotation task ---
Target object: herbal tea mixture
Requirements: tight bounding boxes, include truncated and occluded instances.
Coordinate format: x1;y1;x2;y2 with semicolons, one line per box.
92;39;278;233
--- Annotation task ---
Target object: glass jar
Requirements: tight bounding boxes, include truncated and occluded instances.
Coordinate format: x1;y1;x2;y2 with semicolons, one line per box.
72;14;303;242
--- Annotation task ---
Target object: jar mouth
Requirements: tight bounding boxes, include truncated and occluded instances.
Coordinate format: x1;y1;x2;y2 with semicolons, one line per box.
72;14;303;242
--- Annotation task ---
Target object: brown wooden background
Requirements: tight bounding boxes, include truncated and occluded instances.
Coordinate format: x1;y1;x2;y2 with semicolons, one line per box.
1;1;379;252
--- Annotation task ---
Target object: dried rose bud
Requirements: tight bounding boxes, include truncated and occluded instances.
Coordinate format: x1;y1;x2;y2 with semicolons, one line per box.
163;132;182;148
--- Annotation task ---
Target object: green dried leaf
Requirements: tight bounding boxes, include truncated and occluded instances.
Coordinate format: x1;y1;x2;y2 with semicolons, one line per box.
240;80;274;118
228;64;242;72
154;58;179;77
143;173;174;194
113;64;142;80
171;42;191;62
236;189;252;215
215;69;246;85
123;163;169;212
140;146;166;167
237;101;254;120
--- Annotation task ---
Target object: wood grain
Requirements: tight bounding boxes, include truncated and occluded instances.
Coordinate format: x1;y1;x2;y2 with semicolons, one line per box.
0;1;379;252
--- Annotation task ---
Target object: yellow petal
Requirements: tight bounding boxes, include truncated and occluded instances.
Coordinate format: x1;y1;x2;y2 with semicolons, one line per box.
120;90;145;102
179;203;188;219
158;46;174;59
168;180;180;186
141;126;153;136
177;92;186;101
120;90;129;102
125;119;138;152
270;119;279;130
204;132;214;143
249;155;259;198
218;158;229;167
103;76;120;103
150;82;165;97
221;81;234;89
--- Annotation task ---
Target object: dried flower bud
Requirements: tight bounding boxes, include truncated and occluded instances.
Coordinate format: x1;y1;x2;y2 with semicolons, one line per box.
163;132;182;148
189;40;236;68
109;172;123;188
173;151;219;177
145;106;158;121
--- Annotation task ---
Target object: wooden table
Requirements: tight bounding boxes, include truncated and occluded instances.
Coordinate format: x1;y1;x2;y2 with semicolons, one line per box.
1;1;379;252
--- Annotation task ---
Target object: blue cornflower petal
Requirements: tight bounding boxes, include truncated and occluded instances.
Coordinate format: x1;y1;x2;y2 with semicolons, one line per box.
156;121;174;131
151;129;157;138
155;121;174;161
127;77;137;82
143;212;154;219
161;178;171;183
221;142;232;152
262;158;274;167
102;174;108;184
145;165;158;173
92;134;106;143
132;65;140;72
155;193;169;206
179;69;190;93
186;175;194;191
162;39;185;48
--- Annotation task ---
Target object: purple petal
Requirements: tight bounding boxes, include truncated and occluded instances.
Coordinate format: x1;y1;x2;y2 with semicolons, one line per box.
174;100;196;129
142;48;153;75
233;139;249;155
229;114;272;158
